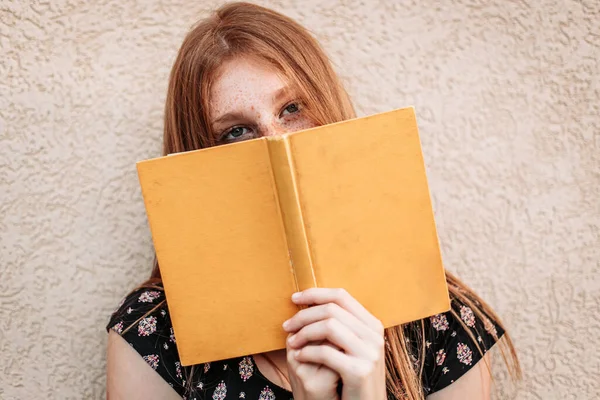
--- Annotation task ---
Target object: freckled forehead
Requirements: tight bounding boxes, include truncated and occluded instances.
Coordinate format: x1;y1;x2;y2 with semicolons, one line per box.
209;57;288;118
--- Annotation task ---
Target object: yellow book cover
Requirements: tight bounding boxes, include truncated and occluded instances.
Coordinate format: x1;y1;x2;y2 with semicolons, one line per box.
136;106;450;366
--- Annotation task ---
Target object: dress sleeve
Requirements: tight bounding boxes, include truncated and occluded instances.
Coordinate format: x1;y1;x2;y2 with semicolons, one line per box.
106;286;186;397
420;294;506;395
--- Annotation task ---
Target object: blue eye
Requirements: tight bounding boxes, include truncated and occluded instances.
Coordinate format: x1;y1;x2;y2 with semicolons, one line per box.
282;102;300;116
222;126;251;142
229;127;247;138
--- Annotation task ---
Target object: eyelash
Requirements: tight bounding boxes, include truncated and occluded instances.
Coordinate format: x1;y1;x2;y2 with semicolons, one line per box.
219;101;303;142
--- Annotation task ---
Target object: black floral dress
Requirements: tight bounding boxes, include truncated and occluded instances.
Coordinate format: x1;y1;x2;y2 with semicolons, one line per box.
107;284;504;399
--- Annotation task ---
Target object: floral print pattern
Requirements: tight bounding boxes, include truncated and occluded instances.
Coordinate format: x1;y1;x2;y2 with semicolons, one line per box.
107;284;504;398
431;313;449;331
143;354;160;370
435;349;446;366
111;321;123;334
239;357;254;382
456;343;473;365
138;316;157;336
138;290;161;303
460;306;476;328
258;387;275;400
213;382;227;400
175;361;183;380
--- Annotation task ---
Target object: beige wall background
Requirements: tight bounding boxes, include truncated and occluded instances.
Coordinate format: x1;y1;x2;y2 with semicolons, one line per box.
1;0;598;398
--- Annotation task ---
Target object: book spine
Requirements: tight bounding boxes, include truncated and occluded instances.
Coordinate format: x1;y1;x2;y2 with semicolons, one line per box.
267;137;317;291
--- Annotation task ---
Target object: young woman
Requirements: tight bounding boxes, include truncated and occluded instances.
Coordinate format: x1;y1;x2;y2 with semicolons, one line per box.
106;3;521;399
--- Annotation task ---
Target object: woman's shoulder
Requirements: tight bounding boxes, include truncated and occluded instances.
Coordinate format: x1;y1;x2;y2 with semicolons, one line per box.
106;284;274;398
417;290;506;395
107;284;189;394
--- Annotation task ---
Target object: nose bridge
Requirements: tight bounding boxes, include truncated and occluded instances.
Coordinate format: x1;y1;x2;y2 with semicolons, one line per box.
260;116;285;138
263;126;283;137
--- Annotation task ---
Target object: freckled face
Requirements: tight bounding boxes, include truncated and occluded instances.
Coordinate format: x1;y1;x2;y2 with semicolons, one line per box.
208;57;316;144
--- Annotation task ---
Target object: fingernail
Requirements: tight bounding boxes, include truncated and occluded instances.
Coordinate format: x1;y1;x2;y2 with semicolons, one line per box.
291;292;302;301
282;319;290;330
287;334;296;344
293;349;301;359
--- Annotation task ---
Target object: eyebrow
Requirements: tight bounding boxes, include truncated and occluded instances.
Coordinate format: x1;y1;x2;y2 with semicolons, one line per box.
272;85;293;103
211;111;248;126
211;86;294;126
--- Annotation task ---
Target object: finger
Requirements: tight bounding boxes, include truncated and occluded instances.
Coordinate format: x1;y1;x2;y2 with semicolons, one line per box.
287;333;342;361
286;336;339;384
291;342;341;369
293;358;340;391
291;288;384;333
287;318;371;359
286;333;301;368
293;343;361;381
283;303;375;340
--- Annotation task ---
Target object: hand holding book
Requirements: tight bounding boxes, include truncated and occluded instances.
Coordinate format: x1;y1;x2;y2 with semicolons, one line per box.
284;288;386;400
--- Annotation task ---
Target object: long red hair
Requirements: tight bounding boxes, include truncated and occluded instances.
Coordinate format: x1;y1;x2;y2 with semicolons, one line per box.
137;2;521;398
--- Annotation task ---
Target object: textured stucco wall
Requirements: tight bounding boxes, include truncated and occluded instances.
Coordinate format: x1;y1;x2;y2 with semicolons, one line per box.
1;0;598;398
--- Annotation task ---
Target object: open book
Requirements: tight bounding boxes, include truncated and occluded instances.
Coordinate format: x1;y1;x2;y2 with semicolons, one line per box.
137;106;450;366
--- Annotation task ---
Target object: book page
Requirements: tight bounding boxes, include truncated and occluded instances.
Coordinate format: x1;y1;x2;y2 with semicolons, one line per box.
287;107;450;327
137;139;298;365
